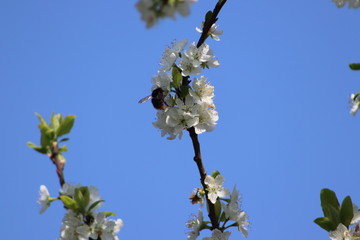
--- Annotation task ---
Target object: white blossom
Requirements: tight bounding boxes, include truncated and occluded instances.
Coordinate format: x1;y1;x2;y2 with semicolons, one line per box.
204;175;230;204
176;0;196;16
193;103;218;134
59;210;123;240
136;0;197;28
160;39;188;72
222;185;249;237
153;109;179;140
75;225;91;240
60;183;79;196
196;23;223;41
349;0;360;7
59;210;85;240
351;204;360;225
350;94;360;116
38;185;51;214
89;212;124;240
179;56;203;76
184;43;213;67
88;186;102;211
187;210;203;240
189;76;215;105
332;0;360;8
151;71;172;92
179;43;219;76
60;183;103;211
166;101;199;133
329;224;354;240
203;229;231;240
136;0;157;28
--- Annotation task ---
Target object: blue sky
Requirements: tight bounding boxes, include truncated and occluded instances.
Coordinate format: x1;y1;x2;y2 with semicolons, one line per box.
1;0;360;239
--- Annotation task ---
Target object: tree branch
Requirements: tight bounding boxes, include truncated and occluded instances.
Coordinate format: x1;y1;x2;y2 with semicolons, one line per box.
185;0;228;230
188;127;219;229
49;142;65;187
196;0;227;48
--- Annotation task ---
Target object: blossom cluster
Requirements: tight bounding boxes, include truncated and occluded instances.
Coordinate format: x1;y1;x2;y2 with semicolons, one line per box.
38;184;123;240
187;173;249;239
332;0;360;8
136;0;197;28
328;204;360;240
149;32;221;139
350;93;360;115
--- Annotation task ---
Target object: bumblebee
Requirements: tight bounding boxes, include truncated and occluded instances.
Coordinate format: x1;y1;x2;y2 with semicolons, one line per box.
138;87;167;110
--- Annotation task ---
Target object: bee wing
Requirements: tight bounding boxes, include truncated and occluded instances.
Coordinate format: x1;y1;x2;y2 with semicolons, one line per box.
138;95;152;104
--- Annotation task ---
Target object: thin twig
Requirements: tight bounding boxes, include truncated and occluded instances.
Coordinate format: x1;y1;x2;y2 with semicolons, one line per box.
49;143;65;187
196;0;227;48
188;127;219;229
185;0;228;230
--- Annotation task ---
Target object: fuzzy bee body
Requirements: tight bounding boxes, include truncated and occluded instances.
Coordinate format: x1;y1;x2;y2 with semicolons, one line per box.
138;87;167;110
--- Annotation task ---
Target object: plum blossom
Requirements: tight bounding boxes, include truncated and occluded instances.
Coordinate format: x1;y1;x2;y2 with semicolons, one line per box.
59;210;85;240
151;71;172;92
189;76;215;105
203;229;231;240
204;174;230;204
60;183;103;211
193;103;218;134
153;109;181;140
350;93;360;116
166;100;199;134
178;56;203;76
182;43;219;73
222;185;249;237
149;37;219;139
332;0;360;8
38;185;51;214
329;224;353;240
136;0;157;28
88;212;124;240
136;0;197;28
59;211;123;240
196;23;223;41
160;39;188;72
351;204;360;225
187;210;203;240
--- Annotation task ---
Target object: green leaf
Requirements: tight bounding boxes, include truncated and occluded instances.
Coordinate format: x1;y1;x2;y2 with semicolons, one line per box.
322;205;340;227
50;113;62;131
57;115;76;137
74;187;90;214
340;196;354;227
59;138;70;143
102;211;116;217
35;113;53;147
35;113;49;129
205;11;213;22
58;145;68;153
214;199;222;221
168;0;176;6
179;85;190;99
88;200;105;213
314;217;337;232
219;211;226;222
59;195;78;211
45;129;56;142
320;189;340;211
172;66;182;89
39;128;51;148
211;170;220;178
27;142;47;154
349;63;360;71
